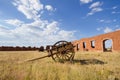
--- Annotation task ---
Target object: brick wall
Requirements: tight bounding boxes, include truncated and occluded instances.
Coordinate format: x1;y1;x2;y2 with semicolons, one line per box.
72;30;120;52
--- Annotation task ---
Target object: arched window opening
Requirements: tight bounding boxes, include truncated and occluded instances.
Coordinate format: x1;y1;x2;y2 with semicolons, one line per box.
103;39;112;52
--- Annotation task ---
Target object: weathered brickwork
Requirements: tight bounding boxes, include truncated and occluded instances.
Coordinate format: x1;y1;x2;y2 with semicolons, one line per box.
72;30;120;52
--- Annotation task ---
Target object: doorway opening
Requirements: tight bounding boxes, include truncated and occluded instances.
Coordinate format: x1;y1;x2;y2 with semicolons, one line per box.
83;42;86;48
76;44;80;51
103;39;112;52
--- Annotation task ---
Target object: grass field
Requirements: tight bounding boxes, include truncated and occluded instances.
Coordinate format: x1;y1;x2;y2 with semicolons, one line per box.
0;51;120;80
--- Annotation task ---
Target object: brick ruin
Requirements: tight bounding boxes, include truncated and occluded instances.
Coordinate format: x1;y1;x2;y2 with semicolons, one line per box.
72;30;120;52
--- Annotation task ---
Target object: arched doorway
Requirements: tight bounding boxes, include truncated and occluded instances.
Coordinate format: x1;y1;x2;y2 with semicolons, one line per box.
103;39;113;52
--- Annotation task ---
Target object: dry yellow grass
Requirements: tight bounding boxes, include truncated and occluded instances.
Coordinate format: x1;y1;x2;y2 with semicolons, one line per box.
0;51;120;80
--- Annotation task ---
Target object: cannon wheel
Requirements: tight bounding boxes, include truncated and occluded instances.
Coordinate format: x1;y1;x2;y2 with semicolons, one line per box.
51;40;75;63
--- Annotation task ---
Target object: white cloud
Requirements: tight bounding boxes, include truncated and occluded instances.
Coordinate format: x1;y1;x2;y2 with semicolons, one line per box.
80;0;92;4
87;1;103;16
112;11;116;14
87;7;103;16
0;11;2;15
1;0;76;46
112;6;117;9
58;30;75;40
12;0;43;20
43;21;59;35
0;25;9;34
99;19;104;22
0;0;76;46
98;19;117;23
3;21;75;46
116;28;120;31
99;19;111;23
115;25;119;28
113;19;117;22
103;27;113;33
112;11;120;14
5;19;23;27
96;27;102;31
89;2;102;9
115;25;120;31
0;25;16;41
45;5;54;11
97;26;120;34
2;19;75;46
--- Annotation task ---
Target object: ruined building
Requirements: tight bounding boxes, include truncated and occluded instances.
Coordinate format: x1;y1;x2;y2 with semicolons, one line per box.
72;30;120;52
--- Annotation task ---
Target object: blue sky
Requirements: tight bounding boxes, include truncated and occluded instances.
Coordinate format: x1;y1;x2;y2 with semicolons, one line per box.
0;0;120;46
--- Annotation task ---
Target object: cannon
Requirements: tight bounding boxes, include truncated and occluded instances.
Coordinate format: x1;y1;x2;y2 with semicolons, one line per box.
26;40;75;63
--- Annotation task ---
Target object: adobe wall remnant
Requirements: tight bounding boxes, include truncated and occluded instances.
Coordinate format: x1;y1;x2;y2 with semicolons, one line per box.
72;30;120;52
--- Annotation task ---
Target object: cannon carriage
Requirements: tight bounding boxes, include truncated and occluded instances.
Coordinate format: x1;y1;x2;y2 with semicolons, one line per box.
27;40;75;63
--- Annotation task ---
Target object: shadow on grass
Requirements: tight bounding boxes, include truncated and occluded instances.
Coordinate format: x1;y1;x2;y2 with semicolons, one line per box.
73;59;106;65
